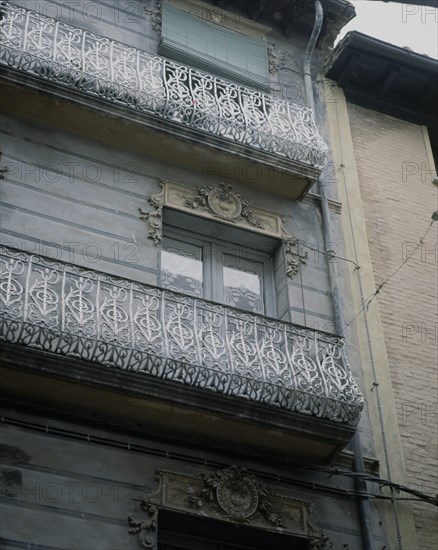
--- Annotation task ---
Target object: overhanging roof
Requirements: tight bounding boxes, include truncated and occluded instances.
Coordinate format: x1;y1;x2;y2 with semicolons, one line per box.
326;31;438;147
210;0;356;43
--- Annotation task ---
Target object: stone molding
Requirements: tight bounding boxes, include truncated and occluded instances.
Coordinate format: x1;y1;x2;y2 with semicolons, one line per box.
128;467;331;549
139;180;308;278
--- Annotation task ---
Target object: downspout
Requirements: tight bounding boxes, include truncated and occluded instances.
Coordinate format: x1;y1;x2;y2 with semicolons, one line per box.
304;3;376;549
303;0;321;114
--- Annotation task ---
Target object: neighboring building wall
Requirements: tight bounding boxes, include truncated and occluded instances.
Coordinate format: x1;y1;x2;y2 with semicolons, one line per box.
346;103;438;549
325;84;420;549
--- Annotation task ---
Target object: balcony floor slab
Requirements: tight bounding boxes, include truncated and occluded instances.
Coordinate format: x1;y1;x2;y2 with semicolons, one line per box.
1;72;320;200
0;343;356;462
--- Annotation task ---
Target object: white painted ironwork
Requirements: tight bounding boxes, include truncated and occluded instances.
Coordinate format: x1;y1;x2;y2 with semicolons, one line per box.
0;246;363;424
0;1;328;169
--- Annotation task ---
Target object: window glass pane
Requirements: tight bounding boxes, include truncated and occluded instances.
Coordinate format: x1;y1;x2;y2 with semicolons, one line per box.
223;255;264;314
160;238;203;297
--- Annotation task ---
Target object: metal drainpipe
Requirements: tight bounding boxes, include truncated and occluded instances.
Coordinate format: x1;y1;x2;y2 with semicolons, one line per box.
304;2;375;549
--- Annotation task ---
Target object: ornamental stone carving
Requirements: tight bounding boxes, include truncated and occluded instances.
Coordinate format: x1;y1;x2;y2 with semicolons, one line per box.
128;504;158;550
128;468;331;549
163;180;283;237
185;183;264;228
207;185;243;221
144;0;162;31
268;44;288;74
203;6;228;26
284;233;308;277
140;180;310;279
217;473;258;520
139;183;164;245
187;465;284;526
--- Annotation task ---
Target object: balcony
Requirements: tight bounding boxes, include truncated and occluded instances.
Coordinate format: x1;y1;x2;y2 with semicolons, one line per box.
0;246;363;458
0;1;327;198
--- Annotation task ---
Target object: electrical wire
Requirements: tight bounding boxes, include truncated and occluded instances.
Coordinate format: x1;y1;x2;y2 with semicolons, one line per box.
292;464;438;507
342;217;436;332
295;239;361;270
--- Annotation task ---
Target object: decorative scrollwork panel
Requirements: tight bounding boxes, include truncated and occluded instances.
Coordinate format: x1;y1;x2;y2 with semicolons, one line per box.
0;1;328;169
0;246;364;426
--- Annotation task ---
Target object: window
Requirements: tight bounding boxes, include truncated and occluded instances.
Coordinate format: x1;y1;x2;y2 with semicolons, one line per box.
159;225;276;317
159;2;270;91
158;511;308;550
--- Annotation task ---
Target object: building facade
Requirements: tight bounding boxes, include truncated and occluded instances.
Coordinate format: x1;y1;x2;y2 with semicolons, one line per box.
0;1;435;549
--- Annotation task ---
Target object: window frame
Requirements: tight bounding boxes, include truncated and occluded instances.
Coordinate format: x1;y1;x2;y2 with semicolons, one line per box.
160;225;277;318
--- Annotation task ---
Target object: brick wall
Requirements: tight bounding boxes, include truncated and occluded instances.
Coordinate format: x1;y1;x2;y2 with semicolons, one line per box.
348;103;438;550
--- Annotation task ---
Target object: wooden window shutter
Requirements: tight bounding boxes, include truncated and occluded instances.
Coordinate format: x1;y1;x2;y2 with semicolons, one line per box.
160;2;270;91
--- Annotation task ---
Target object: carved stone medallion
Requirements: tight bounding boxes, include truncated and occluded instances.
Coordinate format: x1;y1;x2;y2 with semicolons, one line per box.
187;466;284;527
207;186;243;221
184;183;265;229
216;468;259;520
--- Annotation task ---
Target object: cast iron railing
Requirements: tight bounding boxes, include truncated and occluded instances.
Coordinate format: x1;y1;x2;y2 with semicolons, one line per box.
0;1;328;169
0;246;363;425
